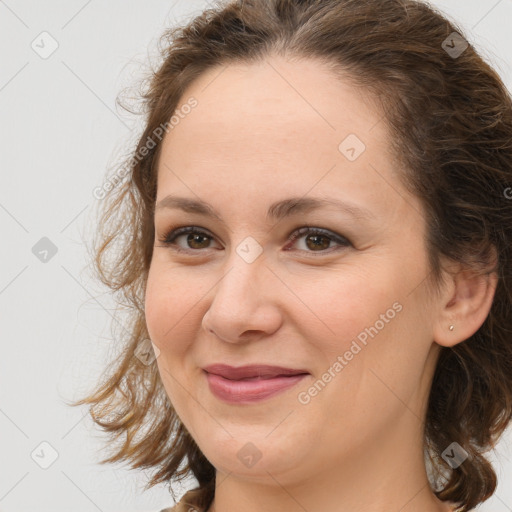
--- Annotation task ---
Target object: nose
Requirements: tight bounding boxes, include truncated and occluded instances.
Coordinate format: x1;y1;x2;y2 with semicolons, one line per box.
201;252;283;344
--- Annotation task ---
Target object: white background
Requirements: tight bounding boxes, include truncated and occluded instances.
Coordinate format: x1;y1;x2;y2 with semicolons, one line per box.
1;1;511;511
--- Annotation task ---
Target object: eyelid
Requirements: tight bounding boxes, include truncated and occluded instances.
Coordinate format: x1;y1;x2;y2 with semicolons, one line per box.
156;224;352;256
284;226;351;251
157;225;220;254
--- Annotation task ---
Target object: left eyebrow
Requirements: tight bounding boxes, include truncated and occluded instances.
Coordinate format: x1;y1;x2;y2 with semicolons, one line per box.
266;196;376;223
154;195;376;224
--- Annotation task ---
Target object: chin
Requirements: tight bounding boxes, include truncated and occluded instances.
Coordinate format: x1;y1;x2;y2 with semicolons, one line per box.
198;434;309;483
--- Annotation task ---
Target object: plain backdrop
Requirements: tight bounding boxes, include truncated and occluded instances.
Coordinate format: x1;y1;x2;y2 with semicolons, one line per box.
1;1;511;511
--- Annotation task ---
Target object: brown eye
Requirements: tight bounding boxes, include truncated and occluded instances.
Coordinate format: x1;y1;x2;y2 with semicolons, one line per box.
159;226;220;254
286;226;351;254
304;233;331;251
183;232;211;249
157;225;351;256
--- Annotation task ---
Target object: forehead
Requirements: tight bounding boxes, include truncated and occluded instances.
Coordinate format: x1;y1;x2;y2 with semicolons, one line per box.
162;55;386;150
155;56;408;220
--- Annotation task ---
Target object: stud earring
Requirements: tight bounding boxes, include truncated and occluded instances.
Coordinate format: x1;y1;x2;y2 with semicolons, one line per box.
449;325;454;331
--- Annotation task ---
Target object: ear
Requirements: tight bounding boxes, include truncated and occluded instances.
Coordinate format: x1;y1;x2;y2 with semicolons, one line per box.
433;255;498;348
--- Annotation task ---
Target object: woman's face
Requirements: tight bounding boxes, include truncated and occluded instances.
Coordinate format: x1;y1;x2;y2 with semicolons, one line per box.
145;56;443;488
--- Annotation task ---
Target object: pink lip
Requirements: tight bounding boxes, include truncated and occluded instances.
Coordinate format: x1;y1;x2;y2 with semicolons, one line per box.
204;372;308;403
202;364;310;404
202;364;309;379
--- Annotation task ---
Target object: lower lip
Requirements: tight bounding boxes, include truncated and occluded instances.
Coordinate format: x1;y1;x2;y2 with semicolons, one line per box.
204;371;308;404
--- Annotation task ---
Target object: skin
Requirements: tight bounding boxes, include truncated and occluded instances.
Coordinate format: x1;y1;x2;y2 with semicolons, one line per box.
144;55;497;512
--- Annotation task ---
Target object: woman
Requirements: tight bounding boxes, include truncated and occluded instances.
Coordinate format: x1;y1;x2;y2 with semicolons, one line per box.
71;1;512;511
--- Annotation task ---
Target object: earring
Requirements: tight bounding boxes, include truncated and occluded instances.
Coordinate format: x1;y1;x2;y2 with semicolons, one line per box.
449;325;454;331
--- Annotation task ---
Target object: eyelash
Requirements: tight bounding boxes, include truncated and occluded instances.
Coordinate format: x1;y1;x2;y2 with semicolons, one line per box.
156;225;352;256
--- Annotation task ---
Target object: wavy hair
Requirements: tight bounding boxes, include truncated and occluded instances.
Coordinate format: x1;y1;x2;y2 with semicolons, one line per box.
70;1;512;511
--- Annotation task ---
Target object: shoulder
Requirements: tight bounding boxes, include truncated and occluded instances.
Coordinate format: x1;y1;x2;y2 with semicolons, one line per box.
159;488;207;512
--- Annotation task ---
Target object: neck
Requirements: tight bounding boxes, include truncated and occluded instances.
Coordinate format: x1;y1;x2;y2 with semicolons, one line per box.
205;412;455;512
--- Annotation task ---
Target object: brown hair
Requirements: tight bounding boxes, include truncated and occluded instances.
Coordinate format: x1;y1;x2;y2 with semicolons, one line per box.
69;1;512;511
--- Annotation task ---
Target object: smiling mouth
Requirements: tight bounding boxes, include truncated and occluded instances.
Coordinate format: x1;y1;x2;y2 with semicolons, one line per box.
204;371;309;404
202;363;310;380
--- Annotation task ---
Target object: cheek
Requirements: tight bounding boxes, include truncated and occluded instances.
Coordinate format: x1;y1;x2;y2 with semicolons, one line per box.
144;266;201;421
289;265;396;346
144;268;166;343
298;275;431;430
289;267;413;407
144;265;196;350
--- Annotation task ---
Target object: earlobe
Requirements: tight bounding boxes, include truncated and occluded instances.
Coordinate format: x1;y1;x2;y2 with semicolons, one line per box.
433;266;498;348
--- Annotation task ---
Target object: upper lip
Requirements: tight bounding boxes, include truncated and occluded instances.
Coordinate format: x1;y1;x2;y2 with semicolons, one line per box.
203;364;309;380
